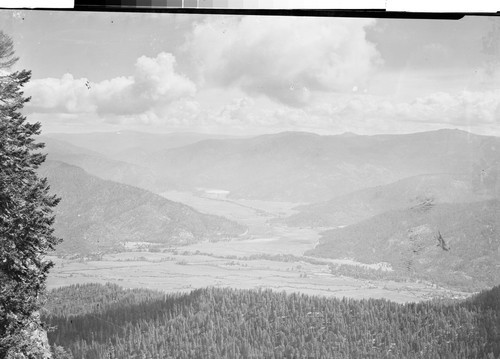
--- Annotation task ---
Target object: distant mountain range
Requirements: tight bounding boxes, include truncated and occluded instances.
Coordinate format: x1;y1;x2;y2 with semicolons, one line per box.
281;172;498;228
40;129;500;203
40;136;177;193
39;161;246;255
146;129;500;202
307;199;500;290
44;131;239;167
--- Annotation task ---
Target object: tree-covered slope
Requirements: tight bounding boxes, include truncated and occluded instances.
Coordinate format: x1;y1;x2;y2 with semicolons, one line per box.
282;173;497;228
38;161;246;255
42;283;500;359
307;199;500;291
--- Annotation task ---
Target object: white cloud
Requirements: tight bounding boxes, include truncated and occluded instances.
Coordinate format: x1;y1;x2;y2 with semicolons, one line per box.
302;90;500;134
23;35;500;136
184;16;381;107
394;90;500;126
26;52;196;118
175;90;500;135
29;86;500;136
26;73;95;113
189;90;500;135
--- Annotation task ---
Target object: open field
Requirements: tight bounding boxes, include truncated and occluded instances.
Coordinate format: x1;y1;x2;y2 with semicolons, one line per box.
47;191;473;303
46;251;470;303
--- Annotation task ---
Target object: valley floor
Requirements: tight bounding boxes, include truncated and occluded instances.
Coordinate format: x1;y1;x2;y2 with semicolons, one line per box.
46;190;472;303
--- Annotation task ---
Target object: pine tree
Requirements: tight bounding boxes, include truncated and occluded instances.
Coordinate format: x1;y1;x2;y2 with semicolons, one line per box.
0;31;61;358
51;346;73;359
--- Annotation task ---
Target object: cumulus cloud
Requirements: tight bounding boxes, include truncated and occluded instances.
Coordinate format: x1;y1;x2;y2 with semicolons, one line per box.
26;52;196;118
216;97;255;125
23;40;500;136
184;16;381;107
394;90;500;126
302;90;500;134
169;90;500;135
28;85;500;136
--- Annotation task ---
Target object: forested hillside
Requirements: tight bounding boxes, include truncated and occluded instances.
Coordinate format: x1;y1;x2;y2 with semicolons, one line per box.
308;199;500;291
38;161;246;255
282;173;497;228
43;283;500;359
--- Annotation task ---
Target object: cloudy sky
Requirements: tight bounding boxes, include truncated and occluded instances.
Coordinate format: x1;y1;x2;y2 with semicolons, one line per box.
1;10;500;135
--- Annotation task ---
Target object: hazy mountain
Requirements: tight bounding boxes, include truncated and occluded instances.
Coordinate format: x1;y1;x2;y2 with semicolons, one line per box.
44;131;239;166
39;136;176;192
307;199;500;290
147;129;500;202
39;161;246;255
281;173;498;228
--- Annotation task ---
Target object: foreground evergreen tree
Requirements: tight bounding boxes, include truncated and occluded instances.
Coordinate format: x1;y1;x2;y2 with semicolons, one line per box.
0;31;60;358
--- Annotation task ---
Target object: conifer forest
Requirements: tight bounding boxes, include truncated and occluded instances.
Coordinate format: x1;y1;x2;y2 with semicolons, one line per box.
43;283;500;359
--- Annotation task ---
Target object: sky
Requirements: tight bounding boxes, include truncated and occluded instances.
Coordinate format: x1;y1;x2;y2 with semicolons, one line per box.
1;10;500;136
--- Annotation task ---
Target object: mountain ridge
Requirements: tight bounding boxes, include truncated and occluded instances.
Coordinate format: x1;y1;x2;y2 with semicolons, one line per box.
280;172;498;228
39;136;177;193
39;160;246;255
307;198;500;290
146;129;500;202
